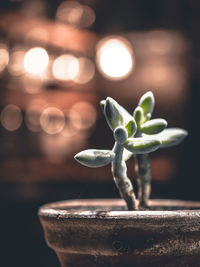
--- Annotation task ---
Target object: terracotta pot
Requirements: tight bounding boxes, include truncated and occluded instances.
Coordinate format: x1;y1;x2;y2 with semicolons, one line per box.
39;199;200;267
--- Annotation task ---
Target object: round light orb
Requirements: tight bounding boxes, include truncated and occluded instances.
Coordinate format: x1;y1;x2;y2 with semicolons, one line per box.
69;101;96;130
0;104;22;131
24;47;49;75
96;36;134;80
52;54;79;81
74;57;95;84
0;44;9;72
8;49;25;76
56;1;95;28
40;107;65;135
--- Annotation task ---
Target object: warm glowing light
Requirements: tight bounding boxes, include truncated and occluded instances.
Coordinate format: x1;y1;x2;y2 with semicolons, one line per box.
0;104;22;131
139;64;178;88
52;54;79;81
146;30;173;55
69;101;96;130
74;57;95;84
22;74;44;94
25;100;46;132
40;107;65;134
56;1;95;28
24;47;49;75
96;37;134;80
25;27;49;45
61;121;79;137
8;49;25;76
0;44;9;72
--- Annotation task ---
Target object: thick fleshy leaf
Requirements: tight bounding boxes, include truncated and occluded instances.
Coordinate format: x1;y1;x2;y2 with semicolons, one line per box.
74;149;115;168
125;119;137;137
100;100;106;113
148;128;188;148
138;91;155;116
124;137;161;154
123;148;133;161
140;119;167;135
102;98;133;127
133;106;144;126
146;113;152;121
114;126;128;144
105;97;124;131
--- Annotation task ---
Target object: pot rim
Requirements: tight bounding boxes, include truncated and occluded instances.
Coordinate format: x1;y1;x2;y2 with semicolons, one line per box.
38;199;200;220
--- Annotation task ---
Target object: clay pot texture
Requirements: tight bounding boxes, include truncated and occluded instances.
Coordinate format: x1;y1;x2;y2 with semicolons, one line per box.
39;199;200;267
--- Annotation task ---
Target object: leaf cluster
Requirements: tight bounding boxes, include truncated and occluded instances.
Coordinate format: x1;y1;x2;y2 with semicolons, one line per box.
75;92;187;168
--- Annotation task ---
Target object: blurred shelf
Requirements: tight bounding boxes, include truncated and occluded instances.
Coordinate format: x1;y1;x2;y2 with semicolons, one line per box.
0;12;99;57
0;155;175;183
0;86;98;111
0;158;111;183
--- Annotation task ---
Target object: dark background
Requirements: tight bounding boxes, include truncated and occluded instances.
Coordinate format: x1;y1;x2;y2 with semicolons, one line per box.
0;1;200;266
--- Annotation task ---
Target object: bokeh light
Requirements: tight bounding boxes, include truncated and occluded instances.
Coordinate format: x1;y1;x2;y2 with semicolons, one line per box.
8;48;25;76
21;74;44;94
0;44;9;72
24;47;49;75
52;54;79;81
74;57;95;84
56;1;95;28
96;36;134;80
0;104;22;131
40;107;65;134
25;99;46;132
69;101;96;130
25;27;49;45
146;30;173;55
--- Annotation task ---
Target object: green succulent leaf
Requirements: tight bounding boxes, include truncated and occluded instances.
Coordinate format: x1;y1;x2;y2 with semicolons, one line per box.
100;100;106;113
148;128;188;148
146;113;152;121
124;137;161;154
104;97;133;131
74;149;115;168
133;106;144;126
105;97;124;131
140;118;167;135
114;126;128;144
138;91;155;117
123;148;133;161
117;104;133;124
125;119;137;137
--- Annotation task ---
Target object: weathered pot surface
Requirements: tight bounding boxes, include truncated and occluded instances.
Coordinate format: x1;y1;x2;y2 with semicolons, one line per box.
39;199;200;267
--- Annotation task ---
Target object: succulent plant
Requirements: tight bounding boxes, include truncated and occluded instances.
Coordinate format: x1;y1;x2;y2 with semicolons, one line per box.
133;91;188;208
74;93;188;211
75;97;160;210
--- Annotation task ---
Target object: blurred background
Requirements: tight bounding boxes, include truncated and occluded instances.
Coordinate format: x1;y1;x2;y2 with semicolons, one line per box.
0;0;199;266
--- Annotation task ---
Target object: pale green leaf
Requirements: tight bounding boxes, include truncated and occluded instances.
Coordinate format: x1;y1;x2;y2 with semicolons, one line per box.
102;97;133;129
119;105;133;125
148;128;188;148
105;97;124;131
133;106;144;126
125;119;137;137
140;118;167;134
74;149;115;167
124;137;161;154
100;100;106;113
138;91;155;116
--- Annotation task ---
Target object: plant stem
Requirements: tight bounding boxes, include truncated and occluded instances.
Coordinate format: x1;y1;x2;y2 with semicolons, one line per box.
111;142;137;210
134;153;151;208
